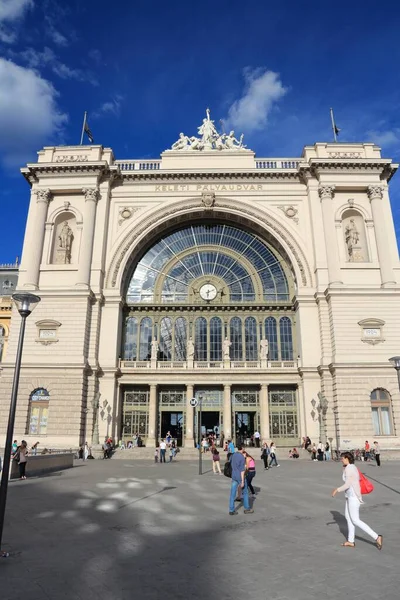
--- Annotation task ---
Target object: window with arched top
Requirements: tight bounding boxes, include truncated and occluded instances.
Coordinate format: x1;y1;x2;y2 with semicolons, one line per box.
371;388;394;436
210;317;222;361
28;388;50;435
174;317;187;361
265;317;278;360
139;317;152;360
124;317;138;360
230;317;243;361
159;317;173;361
279;317;293;360
195;317;207;361
245;317;258;360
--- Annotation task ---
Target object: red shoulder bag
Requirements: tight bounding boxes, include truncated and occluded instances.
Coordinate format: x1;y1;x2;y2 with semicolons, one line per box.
358;469;374;494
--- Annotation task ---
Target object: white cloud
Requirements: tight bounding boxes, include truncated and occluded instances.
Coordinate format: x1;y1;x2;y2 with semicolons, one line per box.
0;0;33;22
44;15;68;46
0;0;33;44
10;46;98;85
225;68;288;133
366;129;400;147
93;95;123;118
0;58;67;166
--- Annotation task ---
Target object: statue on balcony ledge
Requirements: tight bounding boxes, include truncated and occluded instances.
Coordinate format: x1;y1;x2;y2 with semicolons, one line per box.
151;338;158;361
187;338;195;360
260;338;269;360
223;337;232;360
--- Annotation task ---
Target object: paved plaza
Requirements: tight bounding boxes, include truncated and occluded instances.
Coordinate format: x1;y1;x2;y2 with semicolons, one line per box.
1;457;400;600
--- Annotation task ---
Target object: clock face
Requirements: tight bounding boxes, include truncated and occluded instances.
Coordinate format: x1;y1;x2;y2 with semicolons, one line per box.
199;283;217;301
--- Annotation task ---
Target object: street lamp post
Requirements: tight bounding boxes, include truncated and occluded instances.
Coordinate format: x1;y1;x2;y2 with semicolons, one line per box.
0;293;41;553
198;394;203;475
389;356;400;391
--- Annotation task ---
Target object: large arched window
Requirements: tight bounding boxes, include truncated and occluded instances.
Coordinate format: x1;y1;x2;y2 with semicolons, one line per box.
159;317;173;361
230;317;243;361
127;224;291;304
195;317;207;361
210;317;222;361
139;317;152;360
265;317;278;360
245;317;258;360
371;389;394;435
124;317;138;360
174;317;187;361
28;388;50;435
279;317;293;360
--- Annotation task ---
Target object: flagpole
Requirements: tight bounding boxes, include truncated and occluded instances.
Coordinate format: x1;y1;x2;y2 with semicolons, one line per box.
330;108;337;143
80;111;87;145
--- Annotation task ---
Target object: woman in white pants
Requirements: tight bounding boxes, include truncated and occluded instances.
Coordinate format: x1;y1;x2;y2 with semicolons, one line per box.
332;452;382;550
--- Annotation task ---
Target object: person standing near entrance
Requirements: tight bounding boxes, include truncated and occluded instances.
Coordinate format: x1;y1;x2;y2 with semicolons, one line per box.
261;442;270;470
254;430;261;448
160;439;167;463
229;445;254;515
245;451;257;496
227;439;235;457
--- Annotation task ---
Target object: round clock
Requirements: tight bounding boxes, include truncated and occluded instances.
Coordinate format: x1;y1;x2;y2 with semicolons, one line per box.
199;283;217;301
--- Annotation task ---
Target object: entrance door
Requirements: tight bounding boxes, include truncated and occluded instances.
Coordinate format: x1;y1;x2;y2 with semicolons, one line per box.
201;411;221;437
234;412;256;447
161;411;183;446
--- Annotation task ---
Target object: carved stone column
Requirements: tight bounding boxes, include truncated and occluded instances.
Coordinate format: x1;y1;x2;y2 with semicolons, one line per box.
147;384;157;447
76;187;100;287
223;384;232;441
24;188;52;289
318;185;342;285
185;384;194;447
260;384;270;442
367;186;396;286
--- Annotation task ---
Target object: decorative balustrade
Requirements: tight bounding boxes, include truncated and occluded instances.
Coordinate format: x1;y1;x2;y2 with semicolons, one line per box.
120;359;297;370
255;159;300;169
115;160;161;171
115;158;300;172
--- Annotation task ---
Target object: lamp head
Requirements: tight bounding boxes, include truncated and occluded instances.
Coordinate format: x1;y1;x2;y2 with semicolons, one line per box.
389;356;400;370
12;293;41;317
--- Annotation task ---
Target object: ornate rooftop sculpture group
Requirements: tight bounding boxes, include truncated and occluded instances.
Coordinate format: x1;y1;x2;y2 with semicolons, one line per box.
170;108;247;151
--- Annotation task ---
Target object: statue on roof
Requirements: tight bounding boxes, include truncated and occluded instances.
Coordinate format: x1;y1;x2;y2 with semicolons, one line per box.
169;108;247;152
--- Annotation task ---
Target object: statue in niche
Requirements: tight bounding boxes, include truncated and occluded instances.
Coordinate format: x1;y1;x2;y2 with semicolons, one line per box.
56;221;73;264
344;218;360;260
187;338;195;360
223;337;232;360
151;338;158;361
260;338;269;360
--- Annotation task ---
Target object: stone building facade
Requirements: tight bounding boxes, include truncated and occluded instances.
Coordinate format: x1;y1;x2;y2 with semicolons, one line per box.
0;263;19;364
1;115;400;450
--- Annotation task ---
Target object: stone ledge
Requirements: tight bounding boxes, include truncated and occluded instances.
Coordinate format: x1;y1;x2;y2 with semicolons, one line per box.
9;453;74;479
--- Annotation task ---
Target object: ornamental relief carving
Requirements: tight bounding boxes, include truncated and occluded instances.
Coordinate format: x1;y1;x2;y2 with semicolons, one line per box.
106;198;311;289
328;152;362;159
318;185;335;200
34;188;52;203
118;206;141;226
55;155;89;163
277;205;299;224
367;186;384;200
82;187;100;202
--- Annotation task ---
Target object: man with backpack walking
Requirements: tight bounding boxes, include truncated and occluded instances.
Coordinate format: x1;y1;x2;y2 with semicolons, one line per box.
226;445;254;516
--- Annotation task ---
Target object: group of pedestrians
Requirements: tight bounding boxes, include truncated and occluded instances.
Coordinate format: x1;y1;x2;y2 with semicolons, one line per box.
260;442;280;469
155;432;179;463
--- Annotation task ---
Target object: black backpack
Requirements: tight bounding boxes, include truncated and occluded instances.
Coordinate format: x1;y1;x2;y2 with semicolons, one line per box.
223;460;232;478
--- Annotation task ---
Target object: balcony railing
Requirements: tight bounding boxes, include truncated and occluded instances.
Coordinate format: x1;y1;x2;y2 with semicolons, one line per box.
119;359;297;370
115;158;300;172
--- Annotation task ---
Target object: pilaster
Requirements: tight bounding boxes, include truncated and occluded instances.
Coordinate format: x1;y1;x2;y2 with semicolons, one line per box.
318;185;342;286
367;185;396;287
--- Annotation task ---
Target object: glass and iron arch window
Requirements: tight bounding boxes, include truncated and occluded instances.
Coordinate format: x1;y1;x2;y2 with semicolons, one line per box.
371;389;394;436
230;317;243;360
124;317;138;360
126;224;291;304
245;317;258;361
28;388;50;435
210;316;222;361
139;317;153;360
195;317;207;361
174;317;187;361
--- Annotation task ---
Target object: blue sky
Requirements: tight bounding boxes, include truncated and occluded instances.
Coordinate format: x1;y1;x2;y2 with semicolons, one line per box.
1;0;400;263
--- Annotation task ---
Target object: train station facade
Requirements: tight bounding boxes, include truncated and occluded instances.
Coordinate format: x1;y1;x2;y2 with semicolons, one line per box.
1;112;400;450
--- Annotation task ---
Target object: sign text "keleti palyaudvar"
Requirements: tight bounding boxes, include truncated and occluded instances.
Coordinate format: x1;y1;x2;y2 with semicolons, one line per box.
154;183;264;192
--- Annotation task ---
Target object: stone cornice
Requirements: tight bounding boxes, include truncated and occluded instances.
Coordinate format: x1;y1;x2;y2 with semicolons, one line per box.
119;170;301;182
125;303;295;314
299;159;398;182
21;162;112;186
